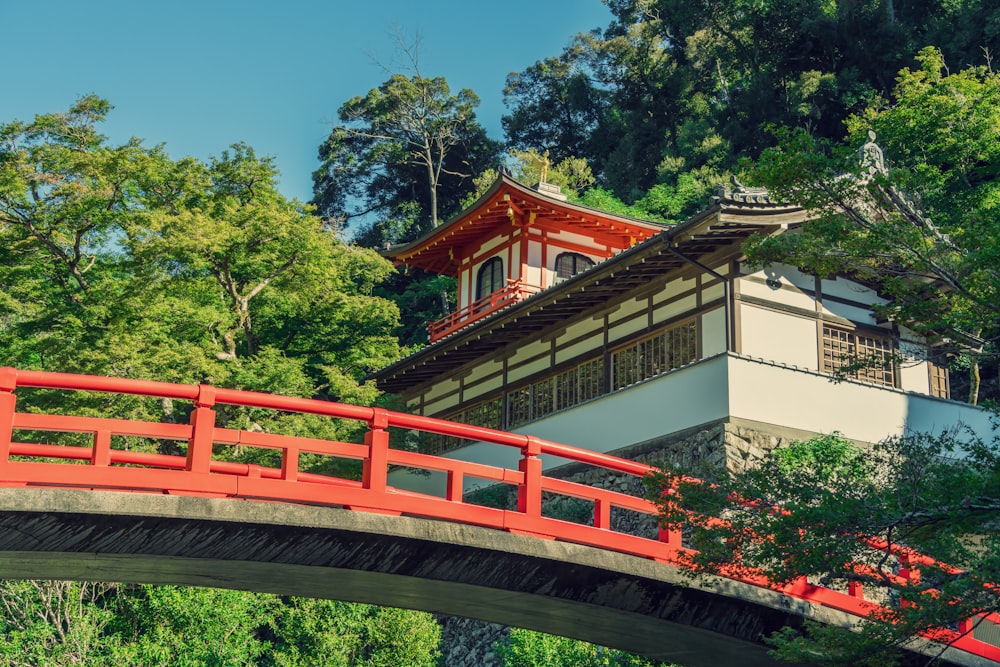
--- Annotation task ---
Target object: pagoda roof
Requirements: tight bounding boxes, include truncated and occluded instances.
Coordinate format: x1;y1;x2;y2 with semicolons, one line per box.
371;192;807;395
385;173;669;276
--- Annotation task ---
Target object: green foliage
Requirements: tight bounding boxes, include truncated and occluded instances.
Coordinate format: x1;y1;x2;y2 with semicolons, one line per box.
313;71;502;243
503;1;1000;208
0;581;120;667
105;586;273;665
648;432;1000;665
0;99;431;664
572;187;665;223
497;628;670;667
747;48;1000;403
0;97;402;422
0;583;442;667
266;599;440;667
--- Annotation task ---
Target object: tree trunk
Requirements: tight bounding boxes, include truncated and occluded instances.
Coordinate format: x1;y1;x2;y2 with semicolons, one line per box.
968;360;981;405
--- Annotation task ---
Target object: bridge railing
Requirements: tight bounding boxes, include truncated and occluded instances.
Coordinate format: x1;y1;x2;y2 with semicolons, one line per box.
0;367;997;661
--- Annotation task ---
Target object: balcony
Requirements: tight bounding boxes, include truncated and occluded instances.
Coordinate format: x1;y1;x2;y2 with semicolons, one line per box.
428;279;541;343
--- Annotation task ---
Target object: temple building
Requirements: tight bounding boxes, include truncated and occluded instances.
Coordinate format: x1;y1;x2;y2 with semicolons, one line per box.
371;173;990;493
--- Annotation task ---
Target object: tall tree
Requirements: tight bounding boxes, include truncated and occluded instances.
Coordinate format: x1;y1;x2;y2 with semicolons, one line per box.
313;72;501;245
745;47;1000;404
502;39;609;164
0;98;439;666
649;50;1000;665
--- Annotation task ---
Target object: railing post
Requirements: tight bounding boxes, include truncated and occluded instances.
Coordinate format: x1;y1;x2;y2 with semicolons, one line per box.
518;436;543;517
187;385;216;473
91;430;112;467
446;470;464;502
0;368;16;465
282;446;299;482
594;498;611;529
362;409;389;493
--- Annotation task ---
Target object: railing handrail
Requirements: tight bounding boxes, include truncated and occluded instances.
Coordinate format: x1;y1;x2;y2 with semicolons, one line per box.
0;368;622;464
0;366;996;662
428;279;540;342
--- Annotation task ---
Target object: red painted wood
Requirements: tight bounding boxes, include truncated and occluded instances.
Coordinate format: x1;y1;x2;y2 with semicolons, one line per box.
0;366;996;662
427;279;541;342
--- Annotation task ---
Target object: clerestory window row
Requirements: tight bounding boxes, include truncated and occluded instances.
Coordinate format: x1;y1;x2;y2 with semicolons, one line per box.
427;319;701;453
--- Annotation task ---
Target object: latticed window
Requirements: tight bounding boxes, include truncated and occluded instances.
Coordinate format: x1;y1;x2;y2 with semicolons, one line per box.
427;397;504;454
821;324;896;387
555;252;595;280
507;360;604;428
929;359;950;399
463;397;503;430
611;320;698;390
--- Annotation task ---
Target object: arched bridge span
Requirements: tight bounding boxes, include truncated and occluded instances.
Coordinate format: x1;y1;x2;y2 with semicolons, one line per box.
0;368;995;666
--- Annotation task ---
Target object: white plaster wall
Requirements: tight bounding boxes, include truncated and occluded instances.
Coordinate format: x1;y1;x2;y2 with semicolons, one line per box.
423;377;460;405
821;275;883;304
389;354;994;496
897;329;931;394
654;294;697;324
458;266;471;310
506;341;551;384
743;264;815;291
556;333;603;364
738;304;818;370
465;358;503;386
473;235;506;259
702;308;727;357
554;318;604;365
740;278;817;312
898;361;931;395
821;301;880;326
653;276;695;307
702;281;726;303
608;297;650;341
727;355;994;444
547;229;601;249
526;241;543;287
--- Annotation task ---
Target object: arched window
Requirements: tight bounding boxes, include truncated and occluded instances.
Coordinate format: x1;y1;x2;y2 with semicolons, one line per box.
555;252;595;280
476;257;504;301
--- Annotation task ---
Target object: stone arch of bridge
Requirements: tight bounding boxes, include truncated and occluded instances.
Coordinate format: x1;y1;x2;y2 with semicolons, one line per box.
0;488;837;667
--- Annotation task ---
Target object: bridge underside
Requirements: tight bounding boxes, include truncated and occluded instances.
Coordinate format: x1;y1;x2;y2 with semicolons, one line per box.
0;489;948;667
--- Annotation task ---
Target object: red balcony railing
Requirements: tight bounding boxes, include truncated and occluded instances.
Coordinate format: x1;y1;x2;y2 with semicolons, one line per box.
428;279;541;342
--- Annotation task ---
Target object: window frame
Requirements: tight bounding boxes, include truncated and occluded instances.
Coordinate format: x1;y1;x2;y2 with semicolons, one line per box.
554;252;595;281
820;323;897;388
476;256;505;301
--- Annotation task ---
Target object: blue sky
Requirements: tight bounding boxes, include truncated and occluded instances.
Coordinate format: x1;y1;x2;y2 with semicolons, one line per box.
1;1;612;204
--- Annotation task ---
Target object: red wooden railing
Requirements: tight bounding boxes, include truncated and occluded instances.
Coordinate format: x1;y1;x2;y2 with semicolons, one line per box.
0;366;996;661
428;279;541;342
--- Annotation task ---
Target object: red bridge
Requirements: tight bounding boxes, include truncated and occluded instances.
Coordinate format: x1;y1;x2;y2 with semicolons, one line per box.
0;367;996;666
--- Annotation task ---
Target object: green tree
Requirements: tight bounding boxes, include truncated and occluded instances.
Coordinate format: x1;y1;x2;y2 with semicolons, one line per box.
497;628;668;667
105;586;273;665
0;99;432;665
0;581;121;666
313;71;502;244
502;40;610;163
649;432;1000;666
267;599;441;667
648;50;1000;665
745;47;1000;403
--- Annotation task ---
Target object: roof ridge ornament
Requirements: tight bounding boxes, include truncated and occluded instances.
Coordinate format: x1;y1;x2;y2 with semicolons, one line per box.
859;130;888;177
718;175;771;203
